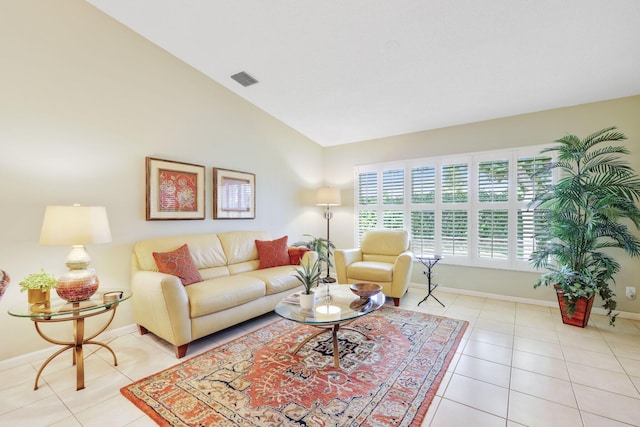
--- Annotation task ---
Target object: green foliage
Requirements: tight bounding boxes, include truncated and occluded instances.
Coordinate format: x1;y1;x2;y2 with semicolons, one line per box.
530;127;640;325
19;269;57;292
292;258;321;294
293;234;335;268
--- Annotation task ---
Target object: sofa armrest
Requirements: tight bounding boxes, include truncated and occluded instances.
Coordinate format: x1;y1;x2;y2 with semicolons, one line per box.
131;271;192;347
391;250;414;294
334;248;362;283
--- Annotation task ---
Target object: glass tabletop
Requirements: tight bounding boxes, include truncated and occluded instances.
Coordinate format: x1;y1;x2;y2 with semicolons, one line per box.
275;284;385;325
8;289;132;319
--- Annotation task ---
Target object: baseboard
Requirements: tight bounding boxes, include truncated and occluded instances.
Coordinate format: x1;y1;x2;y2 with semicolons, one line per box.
411;283;640;321
0;323;138;371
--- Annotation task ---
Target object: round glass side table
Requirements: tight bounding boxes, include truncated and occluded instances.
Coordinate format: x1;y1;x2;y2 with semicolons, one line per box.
8;288;131;390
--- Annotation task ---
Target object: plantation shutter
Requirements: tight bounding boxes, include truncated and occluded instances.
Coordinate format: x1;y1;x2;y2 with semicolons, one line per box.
441;163;468;203
441;210;468;256
441;163;468;257
477;160;509;259
358;171;377;205
411;166;435;203
516;156;552;260
381;169;405;229
411;166;436;255
517;156;552;201
411;210;435;255
478;209;509;259
478;160;509;202
517;210;547;261
356;171;378;243
357;210;377;243
383;169;404;205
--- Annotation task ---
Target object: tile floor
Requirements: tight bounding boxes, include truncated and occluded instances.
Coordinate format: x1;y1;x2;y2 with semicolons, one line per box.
1;287;639;426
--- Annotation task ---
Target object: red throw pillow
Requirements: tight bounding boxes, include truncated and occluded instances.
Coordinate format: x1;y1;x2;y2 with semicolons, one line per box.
256;236;290;269
288;246;310;265
152;244;203;286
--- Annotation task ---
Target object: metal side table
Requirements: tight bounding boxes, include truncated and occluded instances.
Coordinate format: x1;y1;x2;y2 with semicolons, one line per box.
415;255;444;307
8;289;131;390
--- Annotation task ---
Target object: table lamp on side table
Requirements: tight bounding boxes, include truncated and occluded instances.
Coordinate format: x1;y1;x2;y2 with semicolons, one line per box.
39;204;112;302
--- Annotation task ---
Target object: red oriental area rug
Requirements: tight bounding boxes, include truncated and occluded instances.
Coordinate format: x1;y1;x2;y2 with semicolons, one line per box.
121;306;468;426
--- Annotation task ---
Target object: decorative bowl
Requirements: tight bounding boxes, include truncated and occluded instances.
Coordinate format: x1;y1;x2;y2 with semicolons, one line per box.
350;282;382;299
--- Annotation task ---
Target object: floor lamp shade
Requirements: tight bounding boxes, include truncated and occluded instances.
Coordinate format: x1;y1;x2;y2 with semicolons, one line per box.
315;187;341;207
316;188;340;283
39;205;112;302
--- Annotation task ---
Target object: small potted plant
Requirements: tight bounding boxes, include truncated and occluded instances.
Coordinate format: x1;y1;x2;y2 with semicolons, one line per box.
292;258;321;310
19;269;57;305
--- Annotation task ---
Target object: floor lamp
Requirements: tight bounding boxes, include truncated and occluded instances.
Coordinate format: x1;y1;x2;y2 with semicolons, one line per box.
316;187;341;283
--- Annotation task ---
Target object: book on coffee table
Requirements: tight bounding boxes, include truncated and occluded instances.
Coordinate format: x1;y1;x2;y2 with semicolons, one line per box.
282;293;300;305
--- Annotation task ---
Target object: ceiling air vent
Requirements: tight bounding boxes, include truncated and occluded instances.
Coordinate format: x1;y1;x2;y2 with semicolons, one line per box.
231;71;258;87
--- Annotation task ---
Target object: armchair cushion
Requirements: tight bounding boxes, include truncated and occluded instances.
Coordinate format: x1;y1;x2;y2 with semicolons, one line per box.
347;261;393;282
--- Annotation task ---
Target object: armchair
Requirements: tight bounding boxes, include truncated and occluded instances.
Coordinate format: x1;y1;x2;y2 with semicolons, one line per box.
334;230;413;306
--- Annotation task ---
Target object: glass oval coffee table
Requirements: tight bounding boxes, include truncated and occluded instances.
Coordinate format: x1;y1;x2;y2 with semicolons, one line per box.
275;284;385;369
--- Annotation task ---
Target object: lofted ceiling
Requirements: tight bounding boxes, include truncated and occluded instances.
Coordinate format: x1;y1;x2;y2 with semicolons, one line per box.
86;0;640;147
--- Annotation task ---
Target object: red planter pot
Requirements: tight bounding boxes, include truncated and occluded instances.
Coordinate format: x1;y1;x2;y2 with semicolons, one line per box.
554;285;595;327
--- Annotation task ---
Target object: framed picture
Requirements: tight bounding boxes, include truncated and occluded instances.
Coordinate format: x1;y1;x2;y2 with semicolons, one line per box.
213;168;255;219
146;157;205;220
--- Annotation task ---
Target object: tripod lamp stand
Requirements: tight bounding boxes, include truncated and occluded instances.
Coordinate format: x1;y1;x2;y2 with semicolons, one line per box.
316;187;341;283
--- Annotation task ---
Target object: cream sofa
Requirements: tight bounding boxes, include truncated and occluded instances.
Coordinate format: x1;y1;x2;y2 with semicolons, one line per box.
131;231;317;358
334;229;413;306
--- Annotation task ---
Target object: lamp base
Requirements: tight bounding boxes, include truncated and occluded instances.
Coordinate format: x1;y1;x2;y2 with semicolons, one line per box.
56;269;99;302
322;276;336;283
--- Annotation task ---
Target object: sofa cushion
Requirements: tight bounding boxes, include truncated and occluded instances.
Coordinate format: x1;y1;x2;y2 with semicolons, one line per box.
288;246;310;265
240;265;303;295
152;244;203;285
185;275;266;317
347;261;393;283
218;231;271;265
256;236;290;269
135;233;227;271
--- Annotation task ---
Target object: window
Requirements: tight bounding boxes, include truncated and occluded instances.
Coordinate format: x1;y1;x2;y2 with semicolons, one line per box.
354;147;553;271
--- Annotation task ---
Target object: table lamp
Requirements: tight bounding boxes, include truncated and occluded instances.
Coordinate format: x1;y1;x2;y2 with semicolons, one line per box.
39;204;112;302
316;187;340;283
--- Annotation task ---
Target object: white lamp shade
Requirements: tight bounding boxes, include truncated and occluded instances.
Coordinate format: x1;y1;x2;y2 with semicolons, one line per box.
316;187;341;206
39;205;112;246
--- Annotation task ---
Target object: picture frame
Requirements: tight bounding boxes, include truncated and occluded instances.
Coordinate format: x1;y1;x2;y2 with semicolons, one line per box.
213;168;255;219
146;157;205;220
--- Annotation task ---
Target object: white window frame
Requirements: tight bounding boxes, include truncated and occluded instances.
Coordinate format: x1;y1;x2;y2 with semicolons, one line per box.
354;145;555;272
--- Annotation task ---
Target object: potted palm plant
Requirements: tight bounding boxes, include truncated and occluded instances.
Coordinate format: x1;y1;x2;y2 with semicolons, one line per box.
529;126;640;326
292;258;321;310
19;269;57;305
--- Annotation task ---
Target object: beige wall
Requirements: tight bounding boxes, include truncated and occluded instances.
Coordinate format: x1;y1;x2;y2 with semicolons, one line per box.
0;0;324;360
324;96;640;313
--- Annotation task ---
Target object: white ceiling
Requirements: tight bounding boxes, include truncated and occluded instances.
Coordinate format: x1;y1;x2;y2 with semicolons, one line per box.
86;0;640;147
